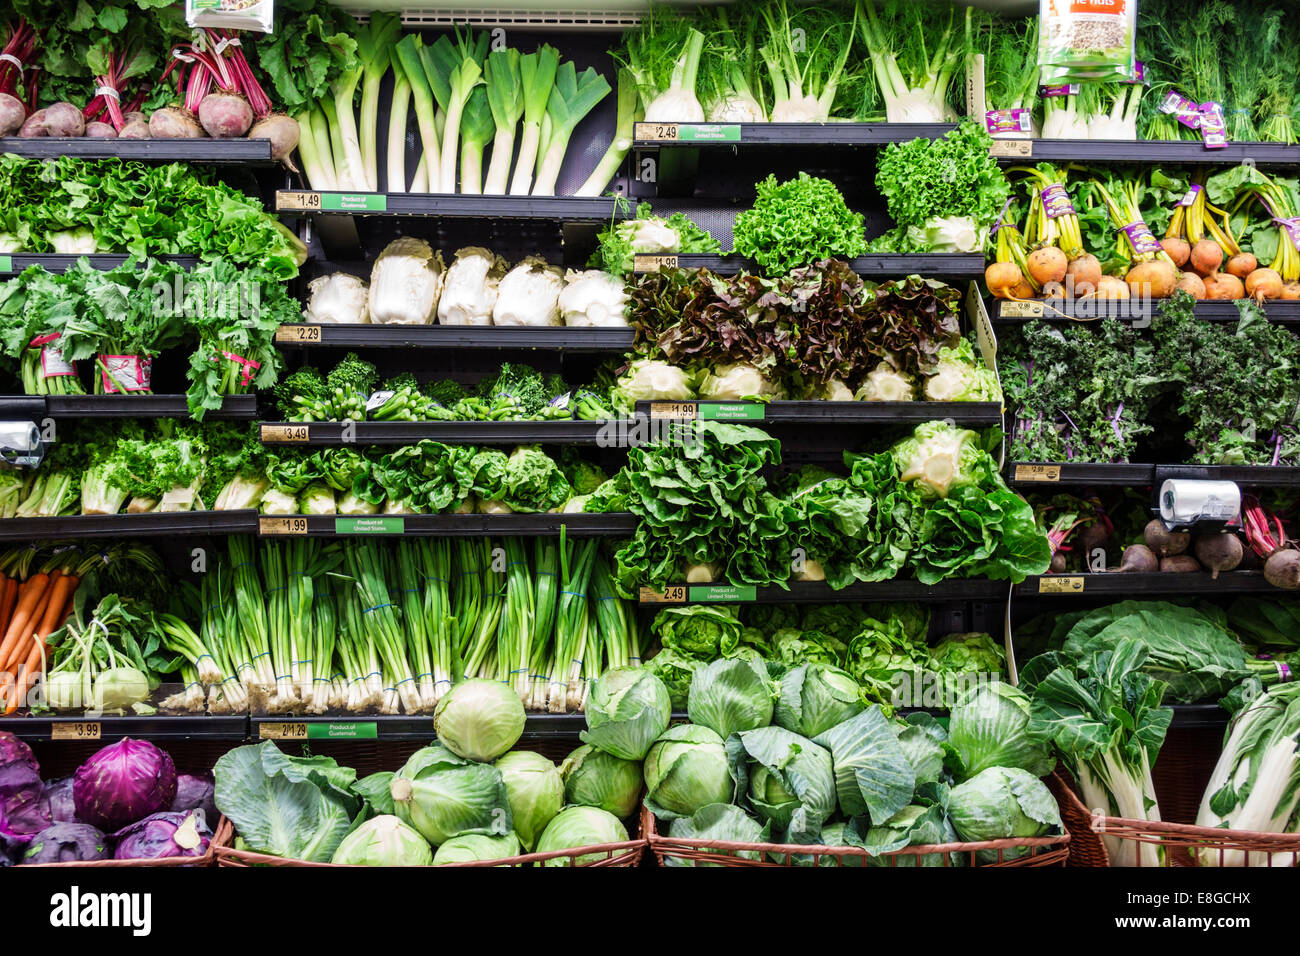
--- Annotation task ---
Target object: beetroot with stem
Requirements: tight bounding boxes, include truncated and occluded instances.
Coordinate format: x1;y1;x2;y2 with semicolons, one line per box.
0;19;35;135
0;92;24;136
178;33;253;139
16;107;45;136
1193;532;1244;580
84;121;117;139
118;111;149;139
217;28;300;166
149;52;210;139
1114;544;1158;573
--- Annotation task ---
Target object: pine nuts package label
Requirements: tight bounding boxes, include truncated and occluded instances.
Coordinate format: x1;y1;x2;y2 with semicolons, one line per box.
1039;0;1137;75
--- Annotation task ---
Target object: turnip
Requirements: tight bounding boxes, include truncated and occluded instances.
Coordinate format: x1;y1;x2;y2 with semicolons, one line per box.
1160;555;1202;573
248;113;300;168
198;93;254;139
1193;533;1243;579
985;261;1023;299
149;107;204;139
1126;259;1178;299
1066;254;1102;297
1144;518;1189;557
1027;246;1068;286
1011;280;1037;300
1114;544;1158;573
0;92;25;136
118;112;150;139
1245;267;1284;301
1160;236;1191;268
17;108;45;137
1175;272;1206;299
1282;281;1300;300
84;121;117;139
1264;548;1300;589
1189;239;1223;276
1225;253;1257;279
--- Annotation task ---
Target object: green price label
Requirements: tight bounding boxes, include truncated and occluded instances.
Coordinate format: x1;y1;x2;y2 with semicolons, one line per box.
688;585;757;602
0;256;11;273
697;402;765;421
678;124;741;142
335;517;405;534
322;193;388;212
308;722;377;739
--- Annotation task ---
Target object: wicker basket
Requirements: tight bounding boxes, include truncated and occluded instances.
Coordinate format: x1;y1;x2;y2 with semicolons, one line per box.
1049;772;1300;867
21;820;220;868
641;806;1070;867
213;815;645;867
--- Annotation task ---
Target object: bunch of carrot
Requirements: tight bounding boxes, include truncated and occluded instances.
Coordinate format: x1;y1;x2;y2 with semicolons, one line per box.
0;547;95;714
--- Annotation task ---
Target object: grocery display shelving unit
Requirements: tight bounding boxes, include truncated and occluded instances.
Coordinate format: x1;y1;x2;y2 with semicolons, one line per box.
0;254;202;276
1;16;1278;749
990;298;1300;324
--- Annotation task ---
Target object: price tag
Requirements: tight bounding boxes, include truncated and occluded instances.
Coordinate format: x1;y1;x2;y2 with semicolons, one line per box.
274;324;323;344
335;517;404;534
1000;300;1044;318
1037;576;1085;594
51;721;100;741
989;139;1033;158
648;402;698;420
259;516;310;536
634;122;680;141
632;254;680;272
1013;464;1062;482
698;402;765;421
639;586;686;604
260;424;311;442
0;255;11;273
276;191;323;212
258;722;308;740
689;585;757;602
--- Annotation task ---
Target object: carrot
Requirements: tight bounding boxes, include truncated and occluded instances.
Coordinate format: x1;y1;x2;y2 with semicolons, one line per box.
0;572;47;667
0;576;14;632
1;571;57;673
7;640;45;714
35;573;75;641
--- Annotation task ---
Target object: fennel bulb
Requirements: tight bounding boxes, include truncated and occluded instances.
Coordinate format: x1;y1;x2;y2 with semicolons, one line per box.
438;247;508;326
368;238;445;325
708;93;765;123
305;273;370;324
559;270;629;327
642;29;706;122
492;257;564;327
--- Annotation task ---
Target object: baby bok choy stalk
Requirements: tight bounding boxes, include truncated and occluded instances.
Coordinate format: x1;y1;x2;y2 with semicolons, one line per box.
1025;639;1173;868
533;63;611;196
509;45;561;195
483;49;523;195
1195;682;1300;865
576;67;639;197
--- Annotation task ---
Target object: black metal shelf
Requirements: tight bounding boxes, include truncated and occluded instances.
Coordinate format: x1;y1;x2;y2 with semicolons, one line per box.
1169;704;1230;729
637;253;986;279
41;394;257;419
273;323;635;352
1007;461;1157;487
991;299;1300;324
638;579;1009;606
0;715;250;741
256;513;638;538
1155;463;1300;487
634;400;1002;427
0;510;259;541
249;712;596;742
258;420;614;446
275;191;621;221
0;254;201;276
1016;571;1281;596
0;137;275;164
993;139;1300;165
632;121;957;148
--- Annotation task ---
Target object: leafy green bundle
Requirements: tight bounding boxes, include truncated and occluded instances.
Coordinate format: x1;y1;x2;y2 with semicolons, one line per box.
732;173;867;275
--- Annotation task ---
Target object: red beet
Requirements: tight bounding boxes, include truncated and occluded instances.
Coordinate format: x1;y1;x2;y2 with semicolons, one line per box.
197;93;254;139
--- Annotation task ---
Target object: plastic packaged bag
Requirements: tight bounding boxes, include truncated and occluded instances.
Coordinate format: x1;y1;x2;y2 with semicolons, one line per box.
1038;0;1137;80
186;0;274;34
